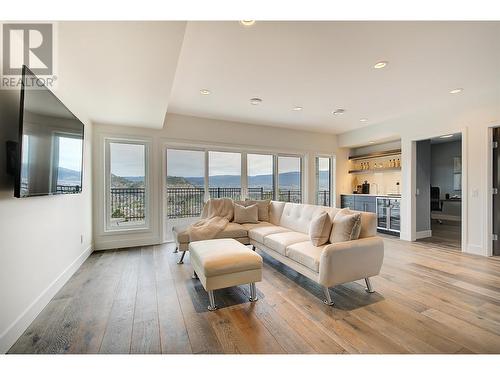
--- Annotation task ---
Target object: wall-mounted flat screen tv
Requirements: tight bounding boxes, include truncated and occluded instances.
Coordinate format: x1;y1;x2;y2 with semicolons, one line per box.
15;66;84;198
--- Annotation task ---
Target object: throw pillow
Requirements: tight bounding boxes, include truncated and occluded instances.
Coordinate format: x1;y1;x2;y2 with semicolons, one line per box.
309;211;333;246
330;209;362;243
241;199;271;222
233;203;259;224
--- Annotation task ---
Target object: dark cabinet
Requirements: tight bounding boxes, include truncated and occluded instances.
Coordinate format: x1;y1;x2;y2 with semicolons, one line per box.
341;195;376;213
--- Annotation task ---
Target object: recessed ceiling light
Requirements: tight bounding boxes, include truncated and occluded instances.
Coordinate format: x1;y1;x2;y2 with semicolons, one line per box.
373;61;388;69
250;97;262;105
440;134;454;139
449;88;463;94
360;118;368;122
240;20;256;26
332;109;345;115
369;141;375;144
292;106;303;111
200;89;211;95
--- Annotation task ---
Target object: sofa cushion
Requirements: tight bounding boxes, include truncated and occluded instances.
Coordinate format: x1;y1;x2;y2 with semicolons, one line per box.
330;209;362;243
241;221;274;231
285;241;326;272
174;222;247;244
309;211;332;246
279;203;329;234
263;231;310;255
248;225;290;243
233;203;259;224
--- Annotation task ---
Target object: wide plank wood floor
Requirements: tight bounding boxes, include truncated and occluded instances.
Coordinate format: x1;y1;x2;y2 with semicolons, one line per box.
8;238;500;354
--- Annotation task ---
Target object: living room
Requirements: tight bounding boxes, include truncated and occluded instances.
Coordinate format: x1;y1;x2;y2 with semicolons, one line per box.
1;1;500;374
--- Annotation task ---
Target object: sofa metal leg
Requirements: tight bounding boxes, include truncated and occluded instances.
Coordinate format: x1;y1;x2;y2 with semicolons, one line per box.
365;277;375;293
173;246;179;253
177;251;186;264
207;290;217;311
323;286;334;306
192;270;198;279
251;245;255;251
249;282;258;302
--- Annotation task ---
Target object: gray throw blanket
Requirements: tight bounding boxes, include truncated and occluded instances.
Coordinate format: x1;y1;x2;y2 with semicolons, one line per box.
187;198;234;242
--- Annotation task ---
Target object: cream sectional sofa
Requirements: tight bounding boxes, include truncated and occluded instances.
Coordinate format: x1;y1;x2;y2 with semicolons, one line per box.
173;200;384;305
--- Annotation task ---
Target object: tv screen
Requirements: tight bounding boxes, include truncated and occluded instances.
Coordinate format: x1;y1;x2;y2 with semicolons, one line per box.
15;66;84;197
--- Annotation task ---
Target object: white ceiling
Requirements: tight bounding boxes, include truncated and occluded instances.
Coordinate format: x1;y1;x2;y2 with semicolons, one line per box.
56;21;186;128
54;21;500;133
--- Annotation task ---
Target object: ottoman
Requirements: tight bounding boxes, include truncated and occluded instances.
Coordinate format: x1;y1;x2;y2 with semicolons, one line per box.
189;238;263;311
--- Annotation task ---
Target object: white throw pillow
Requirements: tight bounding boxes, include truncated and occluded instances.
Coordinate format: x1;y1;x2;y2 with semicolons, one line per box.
309;211;332;246
233;203;259;224
330;209;362;243
236;199;271;222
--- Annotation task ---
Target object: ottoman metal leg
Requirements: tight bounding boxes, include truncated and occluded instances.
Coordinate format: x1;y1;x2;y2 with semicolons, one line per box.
207;290;217;311
177;251;186;264
365;277;375;293
192;270;198;279
249;282;258;302
323;286;334;306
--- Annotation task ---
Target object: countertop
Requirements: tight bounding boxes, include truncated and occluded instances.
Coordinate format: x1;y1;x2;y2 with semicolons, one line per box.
340;193;401;198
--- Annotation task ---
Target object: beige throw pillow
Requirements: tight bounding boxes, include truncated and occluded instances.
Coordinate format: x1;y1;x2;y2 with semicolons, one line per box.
309;211;333;246
233;203;259;224
330;209;362;243
236;199;271;222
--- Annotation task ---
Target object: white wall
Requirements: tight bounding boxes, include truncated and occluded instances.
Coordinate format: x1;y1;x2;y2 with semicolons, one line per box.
338;89;500;256
92;113;339;250
0;89;93;353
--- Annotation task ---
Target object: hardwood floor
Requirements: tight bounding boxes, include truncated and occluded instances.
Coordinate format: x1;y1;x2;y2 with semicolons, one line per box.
418;220;462;250
8;238;500;354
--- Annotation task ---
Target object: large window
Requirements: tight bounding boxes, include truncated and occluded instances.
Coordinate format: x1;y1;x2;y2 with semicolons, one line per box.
278;156;302;203
165;148;304;223
247;153;274;200
208;151;241;200
316;156;332;206
106;141;148;230
166;149;205;218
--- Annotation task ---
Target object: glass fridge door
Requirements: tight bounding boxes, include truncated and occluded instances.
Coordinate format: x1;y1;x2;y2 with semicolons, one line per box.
377;198;388;229
389;199;400;232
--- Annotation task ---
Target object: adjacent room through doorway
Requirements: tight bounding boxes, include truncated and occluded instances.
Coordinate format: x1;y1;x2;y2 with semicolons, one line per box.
415;133;462;250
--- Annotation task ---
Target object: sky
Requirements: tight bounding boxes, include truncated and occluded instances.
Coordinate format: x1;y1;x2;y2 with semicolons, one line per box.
58;136;83;172
102;146;329;178
110;143;145;176
166;149;303;177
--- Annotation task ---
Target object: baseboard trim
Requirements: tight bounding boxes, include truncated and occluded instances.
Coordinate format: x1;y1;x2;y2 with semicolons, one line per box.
0;244;93;354
415;230;432;239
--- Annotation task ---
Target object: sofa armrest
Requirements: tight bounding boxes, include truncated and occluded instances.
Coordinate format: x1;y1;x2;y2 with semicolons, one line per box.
318;237;384;287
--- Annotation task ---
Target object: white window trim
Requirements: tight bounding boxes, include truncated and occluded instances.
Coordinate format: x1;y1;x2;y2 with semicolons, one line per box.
104;138;151;233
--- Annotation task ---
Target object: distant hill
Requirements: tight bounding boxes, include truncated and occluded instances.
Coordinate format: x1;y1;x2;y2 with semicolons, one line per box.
166;176;194;187
111;174;144;188
167;171;330;189
57;167;81;185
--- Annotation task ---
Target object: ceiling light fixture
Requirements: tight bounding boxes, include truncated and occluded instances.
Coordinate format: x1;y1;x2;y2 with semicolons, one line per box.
250;97;263;105
360;118;368;122
449;88;463;94
369;141;375;144
373;61;388;69
292;106;303;111
439;134;454;139
200;89;211;95
240;20;256;26
332;109;345;115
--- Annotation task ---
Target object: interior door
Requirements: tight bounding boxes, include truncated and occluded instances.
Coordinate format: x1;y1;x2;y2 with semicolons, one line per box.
493;128;500;256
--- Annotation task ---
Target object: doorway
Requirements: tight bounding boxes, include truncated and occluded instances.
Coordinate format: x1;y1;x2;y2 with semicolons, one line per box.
415;133;462;250
493;128;500;256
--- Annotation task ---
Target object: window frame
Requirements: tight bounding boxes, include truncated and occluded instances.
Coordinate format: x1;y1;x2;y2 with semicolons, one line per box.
276;154;304;203
104;138;151;232
315;154;335;207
